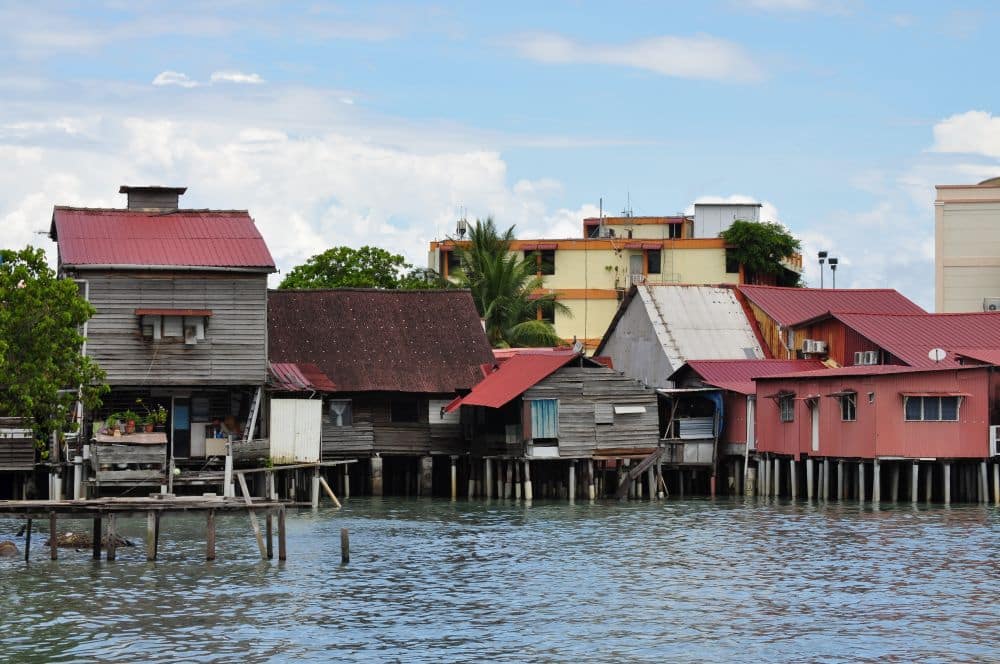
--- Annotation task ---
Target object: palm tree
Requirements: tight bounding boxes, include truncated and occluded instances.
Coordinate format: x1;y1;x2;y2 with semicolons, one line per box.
454;218;570;348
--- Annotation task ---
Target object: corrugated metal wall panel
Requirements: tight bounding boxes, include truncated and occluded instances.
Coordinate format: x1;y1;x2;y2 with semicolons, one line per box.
269;398;321;464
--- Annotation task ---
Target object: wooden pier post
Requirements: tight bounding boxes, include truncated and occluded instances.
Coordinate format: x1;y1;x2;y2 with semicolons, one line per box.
925;464;934;503
980;461;989;504
92;518;102;560
107;514;117;561
277;507;287;561
646;464;655;502
503;461;512;499
467;460;476;498
523;460;532;501
419;456;433;497
805;458;814;500
872;459;881;503
265;511;274;560
48;512;57;561
857;462;865;503
24;519;31;562
236;472;267;560
773;457;781;498
370;457;383;497
146;511;158;561
340;528;349;564
994;462;999;505
514;461;522;500
319;476;341;508
568;461;576;503
496;461;504;499
206;509;216;561
823;459;831;501
943;462;951;505
789;459;798;500
911;462;919;503
484;459;493;500
890;463;900;503
837;460;845;501
343;463;350;499
311;466;321;509
450;456;458;501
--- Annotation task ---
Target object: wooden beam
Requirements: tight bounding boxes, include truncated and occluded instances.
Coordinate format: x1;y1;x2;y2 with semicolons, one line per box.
277;507;287;561
107;514;117;561
236;472;267;560
318;476;342;508
24;518;31;562
146;511;157;561
49;512;57;561
206;509;216;561
92;518;102;560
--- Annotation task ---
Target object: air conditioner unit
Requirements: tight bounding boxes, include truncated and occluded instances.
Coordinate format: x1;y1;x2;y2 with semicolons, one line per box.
864;350;878;365
984;297;1000;312
803;339;827;354
991;425;1000;456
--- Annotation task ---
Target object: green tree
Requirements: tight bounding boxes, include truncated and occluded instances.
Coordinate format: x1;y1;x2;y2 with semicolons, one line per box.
454;218;570;348
0;247;106;450
279;246;410;289
721;220;802;286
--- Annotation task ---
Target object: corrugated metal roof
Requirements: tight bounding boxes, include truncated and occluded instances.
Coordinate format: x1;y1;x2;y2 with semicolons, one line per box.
676;359;827;395
759;363;983;381
51;207;275;270
954;348;1000;366
638;284;766;369
445;351;578;411
268;362;337;393
268;289;494;394
738;285;924;325
829;311;1000;368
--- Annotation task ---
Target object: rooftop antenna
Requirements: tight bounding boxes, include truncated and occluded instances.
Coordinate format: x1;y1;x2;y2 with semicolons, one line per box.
621;191;633;218
456;207;468;239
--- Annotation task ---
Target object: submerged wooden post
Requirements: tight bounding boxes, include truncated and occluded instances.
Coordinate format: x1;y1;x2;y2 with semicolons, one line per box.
319;476;342;508
789;459;798;500
419;456;433;497
237;472;267;560
805;458;814;500
822;460;830;501
890;462;900;503
872;459;881;503
451;456;458;501
980;461;989;504
857;462;865;503
277;507;287;561
837;460;845;501
484;459;493;499
106;514;117;561
925;464;934;503
49;512;57;561
146;511;158;561
370;456;383;497
994;462;1000;506
943;461;951;505
92;518;102;560
911;462;919;503
523;460;533;501
24;518;31;562
206;509;216;561
265;511;274;560
514;461;522;500
343;463;350;499
340;528;349;564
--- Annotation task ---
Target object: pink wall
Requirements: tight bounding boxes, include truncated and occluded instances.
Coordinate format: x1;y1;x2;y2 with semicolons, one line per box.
722;392;748;445
755;367;991;459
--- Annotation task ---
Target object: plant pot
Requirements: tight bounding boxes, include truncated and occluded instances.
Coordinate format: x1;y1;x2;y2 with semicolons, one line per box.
126;420;136;434
144;423;154;433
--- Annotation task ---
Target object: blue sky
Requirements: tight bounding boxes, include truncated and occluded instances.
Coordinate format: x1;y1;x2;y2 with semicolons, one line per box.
2;1;1000;308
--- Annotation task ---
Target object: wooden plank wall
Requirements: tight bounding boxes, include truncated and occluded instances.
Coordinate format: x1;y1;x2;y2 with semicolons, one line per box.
747;301;787;359
523;367;659;457
80;271;268;385
0;417;35;470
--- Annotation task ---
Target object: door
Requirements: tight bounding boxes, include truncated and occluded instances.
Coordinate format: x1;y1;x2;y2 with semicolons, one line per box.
746;397;756;450
810;401;819;452
172;398;191;459
629;254;644;285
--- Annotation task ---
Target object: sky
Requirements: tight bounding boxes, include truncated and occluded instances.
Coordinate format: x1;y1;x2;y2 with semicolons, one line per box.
2;1;1000;308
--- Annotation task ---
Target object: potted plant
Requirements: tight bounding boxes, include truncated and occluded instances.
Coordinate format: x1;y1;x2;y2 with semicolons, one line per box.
153;405;167;431
142;414;155;433
106;413;121;436
122;409;139;434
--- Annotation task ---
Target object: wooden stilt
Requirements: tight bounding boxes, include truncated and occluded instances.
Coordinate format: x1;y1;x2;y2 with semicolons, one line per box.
773;457;781;498
925;463;933;503
451;456;458;501
911;462;919;503
146;511;157;561
467;459;476;498
106;514;117;561
943;462;951;505
805;458;814;500
277;507;287;561
265;512;274;560
872;459;881;503
980;461;989;504
858;462;865;503
49;512;57;561
236;472;267;560
343;463;350;499
92;518;101;560
789;459;797;500
318;476;342;508
993;462;1000;505
340;528;349;564
24;518;31;562
311;466;320;509
890;463;900;503
822;459;830;501
523;460;532;501
206;509;216;561
370;456;383;497
568;461;576;503
503;460;512;499
514;461;522;500
837;460;845;501
419;456;433;497
484;459;493;499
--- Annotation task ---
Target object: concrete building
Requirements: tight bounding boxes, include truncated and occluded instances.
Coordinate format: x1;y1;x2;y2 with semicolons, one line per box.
935;176;1000;312
429;203;801;351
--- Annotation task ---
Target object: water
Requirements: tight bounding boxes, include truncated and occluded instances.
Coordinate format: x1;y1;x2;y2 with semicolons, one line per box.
1;498;998;662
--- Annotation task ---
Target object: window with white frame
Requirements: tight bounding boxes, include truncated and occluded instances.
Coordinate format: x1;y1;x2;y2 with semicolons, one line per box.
137;309;210;345
779;395;795;423
328;400;353;427
903;396;961;422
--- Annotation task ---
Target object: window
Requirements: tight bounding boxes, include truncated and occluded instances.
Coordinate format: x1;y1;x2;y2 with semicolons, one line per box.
646;249;661;275
779;395;795;422
587;224;601;238
444;250;461;276
839;392;857;421
667;223;682;239
904;396;961;422
725;248;739;274
328;400;353;427
390;399;420;423
529;399;559;439
537;300;555;324
525;249;556;275
138;310;210;345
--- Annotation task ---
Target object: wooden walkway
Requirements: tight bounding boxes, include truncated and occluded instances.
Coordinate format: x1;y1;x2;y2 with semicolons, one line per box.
0;495;288;563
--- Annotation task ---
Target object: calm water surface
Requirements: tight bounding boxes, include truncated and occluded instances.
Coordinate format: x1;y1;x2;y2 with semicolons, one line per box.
1;498;998;662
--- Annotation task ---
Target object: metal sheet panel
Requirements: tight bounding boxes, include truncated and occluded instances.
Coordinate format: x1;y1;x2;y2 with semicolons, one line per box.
269;398;321;464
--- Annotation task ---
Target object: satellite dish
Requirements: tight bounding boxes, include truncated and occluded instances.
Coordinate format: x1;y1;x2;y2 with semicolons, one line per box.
928;348;947;363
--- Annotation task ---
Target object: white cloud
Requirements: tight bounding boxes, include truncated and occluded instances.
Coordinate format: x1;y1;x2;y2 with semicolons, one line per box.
733;0;856;14
931;110;1000;159
152;71;200;88
210;70;264;85
510;32;764;82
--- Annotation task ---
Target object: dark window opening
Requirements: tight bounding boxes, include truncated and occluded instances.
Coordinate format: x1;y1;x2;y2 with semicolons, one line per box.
904;396;960;422
725;248;739;274
390;399;420;423
646;249;661;275
525;249;555;275
667;224;682;239
779;395;795;422
587;224;600;238
840;393;857;421
537;301;555;324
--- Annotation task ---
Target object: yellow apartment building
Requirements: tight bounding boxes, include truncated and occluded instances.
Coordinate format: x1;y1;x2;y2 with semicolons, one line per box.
935;177;1000;312
429;203;801;350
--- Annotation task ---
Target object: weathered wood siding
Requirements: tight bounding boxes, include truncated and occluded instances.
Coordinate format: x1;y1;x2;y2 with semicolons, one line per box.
80;271;268;385
523;367;659;457
321;393;465;458
0;418;34;470
746;301;787;359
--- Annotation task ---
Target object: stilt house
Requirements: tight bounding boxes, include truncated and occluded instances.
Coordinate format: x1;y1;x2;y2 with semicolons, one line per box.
266;288;494;496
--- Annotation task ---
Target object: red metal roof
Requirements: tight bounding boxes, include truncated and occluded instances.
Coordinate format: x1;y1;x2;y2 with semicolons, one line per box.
825;312;1000;368
954;348;1000;366
738;285;924;325
677;359;826;394
758;363;982;381
51;207;275;270
268;362;337;393
445;350;579;412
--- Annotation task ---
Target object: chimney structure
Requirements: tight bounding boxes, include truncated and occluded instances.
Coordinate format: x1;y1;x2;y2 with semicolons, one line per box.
119;185;187;212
